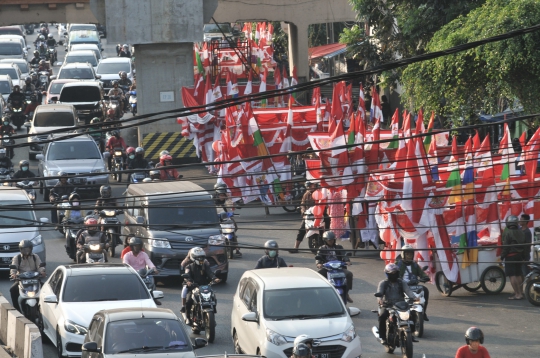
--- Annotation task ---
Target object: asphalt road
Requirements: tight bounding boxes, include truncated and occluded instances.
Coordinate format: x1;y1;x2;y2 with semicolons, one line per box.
0;28;539;358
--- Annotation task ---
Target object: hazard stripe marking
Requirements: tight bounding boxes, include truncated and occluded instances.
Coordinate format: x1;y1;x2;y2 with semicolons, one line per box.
142;132;197;159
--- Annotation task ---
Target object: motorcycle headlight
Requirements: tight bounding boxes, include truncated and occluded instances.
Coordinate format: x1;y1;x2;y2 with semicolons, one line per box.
398;311;410;321
64;320;88;335
266;328;287;346
149;238;171;249
89;244;101;250
341;324;356;342
27;291;36;298
208;234;224;245
30;235;42;246
201;292;212;300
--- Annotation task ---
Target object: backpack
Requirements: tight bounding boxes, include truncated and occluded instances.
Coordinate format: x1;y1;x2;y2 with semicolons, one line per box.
16;253;37;271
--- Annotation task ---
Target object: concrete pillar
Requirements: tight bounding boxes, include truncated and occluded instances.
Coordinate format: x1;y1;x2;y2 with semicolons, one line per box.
287;22;309;83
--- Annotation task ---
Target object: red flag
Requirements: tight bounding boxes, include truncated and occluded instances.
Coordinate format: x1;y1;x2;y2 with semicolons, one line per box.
415;108;424;134
519;131;527;149
329;82;344;133
523;126;540;184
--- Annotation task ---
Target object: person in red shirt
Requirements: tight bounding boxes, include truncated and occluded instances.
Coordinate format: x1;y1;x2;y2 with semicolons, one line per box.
106;130;127;170
455;327;490;358
158;154;183;180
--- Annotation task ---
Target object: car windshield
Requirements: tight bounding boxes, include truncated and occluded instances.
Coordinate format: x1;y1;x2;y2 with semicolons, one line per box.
0;68;17;79
47;141;101;160
63;274;150;302
34;112;74;127
263;287;345;319
0;81;10;94
204;24;232;33
48;82;68;95
147;199;218;228
58;68;94;79
105;319;191;354
0;201;34;226
65;55;97;67
70;25;96;32
60;86;101;102
0;43;22;56
97;62;130;75
11;62;28;73
0;29;22;36
69;31;99;42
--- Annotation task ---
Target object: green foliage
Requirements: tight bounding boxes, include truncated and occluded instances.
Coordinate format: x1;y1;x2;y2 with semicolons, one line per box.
271;22;289;66
402;0;540;125
309;23;349;48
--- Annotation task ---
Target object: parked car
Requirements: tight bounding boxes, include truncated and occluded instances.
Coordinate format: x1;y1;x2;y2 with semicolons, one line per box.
82;308;206;357
96;57;133;92
53;62;101;81
0;187;47;270
0;62;22;86
37;133;109;198
44;79;78;104
231;268;362;358
0;26;25;38
27;104;79;159
54;81;105;124
63;50;99;72
39;264;162;357
122;181;228;280
0;58;30;80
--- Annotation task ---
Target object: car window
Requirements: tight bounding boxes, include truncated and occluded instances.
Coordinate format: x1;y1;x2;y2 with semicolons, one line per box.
48;82;68;95
59;86;101;102
62;274;151;302
0;81;11;94
12;62;28;73
0;201;34;226
87;317;99;342
58;68;94;80
242;282;254;308
97;62;130;75
132;198;141;217
0;43;22;56
147;199;218;229
105;319;192;354
237;278;247;297
124;195;133;216
263;287;345;319
48;269;61;294
46;141;101;160
94;317;105;347
65;55;98;67
34;111;74;127
249;286;258;312
53;271;64;298
0;68;18;79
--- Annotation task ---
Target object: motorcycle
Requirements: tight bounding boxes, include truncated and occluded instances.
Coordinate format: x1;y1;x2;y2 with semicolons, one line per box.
304;207;324;253
1;133;14;159
404;277;429;337
82;242;106;264
64;216;84;261
25;24;35;34
105;95;123;120
9;263;45;326
111;148;125;182
219;212;237;259
38;70;50;90
316;256;349;304
129;90;137;114
9;101;26;130
138;267;157;292
16;180;36;204
53;193;70;233
372;295;414;358
47;45;57;63
524;262;540;306
0;167;13;186
181;271;221;343
98;209;123;258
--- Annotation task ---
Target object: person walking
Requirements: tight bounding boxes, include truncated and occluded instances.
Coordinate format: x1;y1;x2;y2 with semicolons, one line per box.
501;215;526;300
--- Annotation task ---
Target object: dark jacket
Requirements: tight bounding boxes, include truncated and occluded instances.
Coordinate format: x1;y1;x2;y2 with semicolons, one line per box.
13;170;37;179
396;260;429;282
501;227;525;260
185;262;215;286
128;157;149;170
316;244;349;265
8;92;25;105
94;197;117;213
255;255;287;269
76;230;108;249
376;279;416;305
49;182;74;202
0;157;13;169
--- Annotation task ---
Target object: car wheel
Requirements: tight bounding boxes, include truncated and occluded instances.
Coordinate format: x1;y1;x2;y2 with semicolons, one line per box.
56;327;65;358
233;330;242;354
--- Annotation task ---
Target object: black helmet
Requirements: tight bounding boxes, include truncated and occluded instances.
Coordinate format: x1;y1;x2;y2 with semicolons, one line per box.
19;160;29;170
264;240;279;256
33;50;39;56
506;215;519;229
19;239;33;256
112;80;118;87
58;171;68;178
128;237;143;248
112;130;120;137
322;231;336;242
68;192;81;205
465;327;484;344
292;343;310;358
100;185;112;198
214;183;227;194
25;76;31;82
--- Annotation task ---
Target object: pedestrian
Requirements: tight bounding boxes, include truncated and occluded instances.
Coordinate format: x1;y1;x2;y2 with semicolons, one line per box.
520;214;532;276
381;95;391;124
501;215;525;300
455;327;491;358
289;181;317;253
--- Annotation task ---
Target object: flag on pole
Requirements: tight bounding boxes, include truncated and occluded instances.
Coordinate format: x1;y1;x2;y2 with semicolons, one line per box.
357;83;366;123
259;67;267;107
446;137;461;205
387;109;400;149
427;137;439;181
193;73;204;97
499;123;515;181
461;137;478;268
280;95;294;153
370;86;383;124
415;108;425;134
244;70;253;96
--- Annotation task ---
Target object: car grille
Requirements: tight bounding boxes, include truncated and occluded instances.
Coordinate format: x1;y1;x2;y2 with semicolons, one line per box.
65;342;82;352
169;239;207;250
283;345;347;358
0;242;21;253
163;259;180;270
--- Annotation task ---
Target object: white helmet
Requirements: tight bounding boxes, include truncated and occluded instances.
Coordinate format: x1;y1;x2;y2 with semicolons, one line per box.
294;334;314;347
189;247;206;265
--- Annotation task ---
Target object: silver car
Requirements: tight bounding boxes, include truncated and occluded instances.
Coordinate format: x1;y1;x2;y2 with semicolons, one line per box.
36;134;109;199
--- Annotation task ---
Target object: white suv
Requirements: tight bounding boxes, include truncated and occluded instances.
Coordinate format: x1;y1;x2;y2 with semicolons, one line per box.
231;268;362;358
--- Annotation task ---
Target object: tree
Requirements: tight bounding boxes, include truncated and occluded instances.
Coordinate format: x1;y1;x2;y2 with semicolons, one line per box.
401;0;540;125
343;0;484;87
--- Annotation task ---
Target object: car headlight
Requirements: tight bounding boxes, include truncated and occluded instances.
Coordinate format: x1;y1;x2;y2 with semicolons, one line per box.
398;311;410;321
47;170;58;177
266;328;287;346
149;238;171;248
341;324;356;342
64;320;88;335
91;168;104;173
30;235;42;246
29;136;38;142
208;234;224;245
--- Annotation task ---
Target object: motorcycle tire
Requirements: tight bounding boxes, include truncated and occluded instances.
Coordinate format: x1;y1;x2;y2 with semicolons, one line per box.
480;266;506;294
28;305;39;325
524;278;540;306
412;311;424;338
117;172;122;182
227;242;234;260
109;243;116;258
401;331;413;358
384;344;395;353
204;311;216;343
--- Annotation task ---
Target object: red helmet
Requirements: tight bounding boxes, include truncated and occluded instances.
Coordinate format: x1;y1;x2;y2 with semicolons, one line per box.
107;109;115;116
85;217;98;226
160;154;172;165
126;147;135;155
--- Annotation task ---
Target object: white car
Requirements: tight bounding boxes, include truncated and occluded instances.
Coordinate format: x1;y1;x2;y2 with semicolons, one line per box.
39;264;163;357
231;268;362;358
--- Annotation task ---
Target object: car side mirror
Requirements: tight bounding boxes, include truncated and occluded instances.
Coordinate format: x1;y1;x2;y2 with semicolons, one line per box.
50;96;58;102
82;342;100;353
39;218;49;225
348;307;361;317
24;121;31;127
35;154;44;160
152;291;164;299
241;311;258;322
194;338;207;349
43;294;58;303
135;216;145;225
102;152;110;159
96;74;101;79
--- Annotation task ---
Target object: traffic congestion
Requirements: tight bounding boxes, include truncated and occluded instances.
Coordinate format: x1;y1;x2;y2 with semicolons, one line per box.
0;21;538;358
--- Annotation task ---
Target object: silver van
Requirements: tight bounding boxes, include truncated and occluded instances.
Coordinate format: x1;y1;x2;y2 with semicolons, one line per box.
0;39;26;61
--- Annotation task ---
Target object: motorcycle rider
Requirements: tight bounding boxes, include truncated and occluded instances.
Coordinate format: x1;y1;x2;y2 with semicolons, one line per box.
94;185;116;213
62;192;83;230
125;146;136;168
48;171;74;225
117;71;132;110
213;183;241;257
158;154;183;180
396;245;431;321
7;85;26;110
0;148;13;170
122;237;161;305
13;160;37;179
375;263;418;346
455;327;491;358
290;181;317;253
180;247;210;313
119;44;131;58
38;59;52;76
46;33;56;57
21;76;36;95
183;247;221;322
316;231;354;302
75;217;109;263
0;116;15;135
23;94;40;117
29;72;42;93
33;34;46;47
294;335;314;353
29;51;41;66
128;147;150;170
255;240;287;269
154;150;170;168
105;130;127;170
9;240;46;312
107;81;125;116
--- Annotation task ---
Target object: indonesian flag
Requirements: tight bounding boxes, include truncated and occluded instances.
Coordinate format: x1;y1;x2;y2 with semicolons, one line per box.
312;86;321;105
387;108;399;149
402;111;412;143
315;95;323;131
259;67;268;107
267;22;274;42
282;65;289;88
230;72;239;98
367;119;381;169
290;66;298;87
519;130;527;149
202;42;210;68
279;95;293;153
423;111;435;152
415;108;425;134
329;82;345;134
242;22;252;40
329;117;346;157
370;86;383;123
193;73;204;97
255;22;261;43
204;74;214;106
357;83;366;122
446;137;461;205
523;126;540;185
244;70;253;96
401;136;431;224
498;123;515;181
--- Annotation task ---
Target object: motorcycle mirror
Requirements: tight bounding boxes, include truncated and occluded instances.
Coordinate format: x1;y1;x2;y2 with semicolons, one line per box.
9;264;17;270
348;307;361;317
193;338;207;349
374;292;383;298
39;262;46;267
23;122;31;127
422;266;429;271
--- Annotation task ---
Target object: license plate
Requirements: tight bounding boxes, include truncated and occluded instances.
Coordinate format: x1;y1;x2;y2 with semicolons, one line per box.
314;354;329;358
1;257;12;263
72;178;87;184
